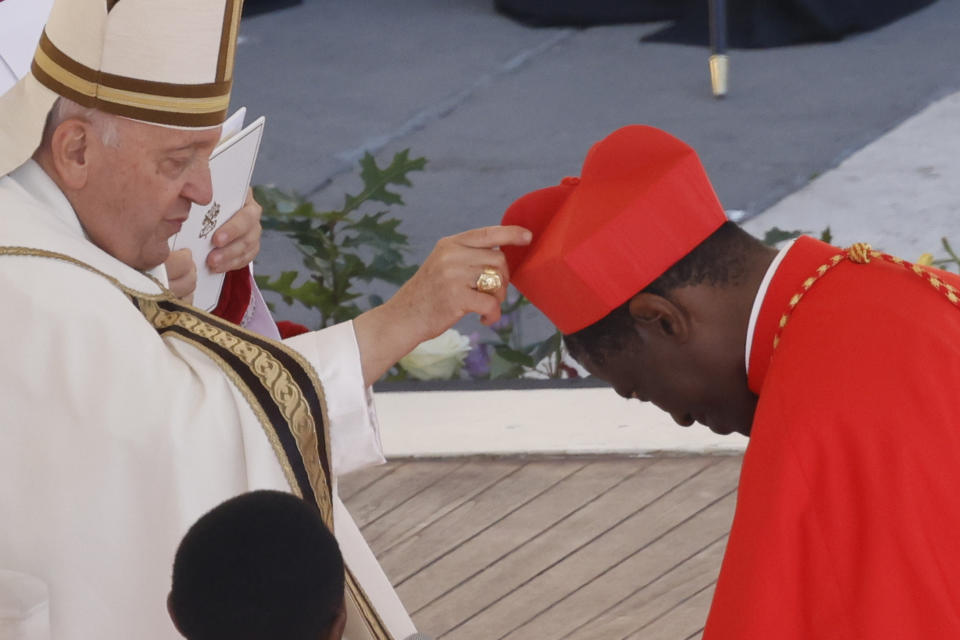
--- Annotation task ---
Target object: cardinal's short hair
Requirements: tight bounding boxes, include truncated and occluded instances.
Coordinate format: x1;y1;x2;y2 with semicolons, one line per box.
565;221;766;366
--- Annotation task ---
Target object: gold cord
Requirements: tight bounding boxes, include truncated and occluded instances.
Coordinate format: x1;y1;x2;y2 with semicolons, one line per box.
774;243;960;350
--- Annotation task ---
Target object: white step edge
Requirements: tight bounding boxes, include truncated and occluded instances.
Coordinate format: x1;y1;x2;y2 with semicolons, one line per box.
375;387;747;458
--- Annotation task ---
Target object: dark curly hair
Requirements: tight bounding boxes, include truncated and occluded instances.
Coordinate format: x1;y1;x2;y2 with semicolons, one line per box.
564;222;767;366
169;490;344;640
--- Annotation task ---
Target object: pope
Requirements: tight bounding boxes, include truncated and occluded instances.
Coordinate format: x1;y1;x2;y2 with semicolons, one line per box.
0;1;528;638
501;124;960;638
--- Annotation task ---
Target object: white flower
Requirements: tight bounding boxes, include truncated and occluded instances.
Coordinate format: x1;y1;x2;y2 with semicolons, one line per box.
523;342;591;379
399;329;472;380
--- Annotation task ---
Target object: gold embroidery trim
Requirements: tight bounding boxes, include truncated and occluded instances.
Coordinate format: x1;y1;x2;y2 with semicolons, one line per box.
159;329;303;501
139;298;333;522
346;568;392;640
0;246;170;299
0;247;333;523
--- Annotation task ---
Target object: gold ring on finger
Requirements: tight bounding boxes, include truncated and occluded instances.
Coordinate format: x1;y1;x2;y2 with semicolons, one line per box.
475;267;503;293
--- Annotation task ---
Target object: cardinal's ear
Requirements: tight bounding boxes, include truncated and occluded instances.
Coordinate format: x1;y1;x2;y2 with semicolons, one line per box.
627;292;690;343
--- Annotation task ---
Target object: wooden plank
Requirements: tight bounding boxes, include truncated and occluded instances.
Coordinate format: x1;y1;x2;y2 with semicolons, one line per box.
625;580;716;640
379;459;588;585
344;459;464;528
410;457;719;637
602;539;724;640
547;496;734;640
400;458;648;614
360;459;522;555
438;457;740;640
337;462;401;502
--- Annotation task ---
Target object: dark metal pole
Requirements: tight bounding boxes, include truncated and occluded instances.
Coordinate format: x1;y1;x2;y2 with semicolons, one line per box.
708;0;729;98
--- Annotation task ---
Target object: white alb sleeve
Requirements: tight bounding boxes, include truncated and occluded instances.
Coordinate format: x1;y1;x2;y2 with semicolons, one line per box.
283;320;385;476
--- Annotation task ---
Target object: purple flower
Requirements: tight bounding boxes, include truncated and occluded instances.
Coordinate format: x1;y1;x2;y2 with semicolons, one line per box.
488;312;515;332
464;332;491;378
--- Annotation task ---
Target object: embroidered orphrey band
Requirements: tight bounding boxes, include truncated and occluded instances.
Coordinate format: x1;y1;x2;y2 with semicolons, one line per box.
136;296;335;519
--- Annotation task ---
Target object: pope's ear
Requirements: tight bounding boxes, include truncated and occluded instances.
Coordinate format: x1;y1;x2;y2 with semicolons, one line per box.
47;119;94;190
627;292;690;343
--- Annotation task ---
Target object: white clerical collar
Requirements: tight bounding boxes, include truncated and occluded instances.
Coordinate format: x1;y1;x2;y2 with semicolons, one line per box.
745;238;797;375
8;159;169;286
9;159;87;240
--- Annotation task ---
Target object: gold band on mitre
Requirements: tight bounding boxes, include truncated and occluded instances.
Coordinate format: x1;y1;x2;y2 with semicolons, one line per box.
0;0;247;177
30;26;234;128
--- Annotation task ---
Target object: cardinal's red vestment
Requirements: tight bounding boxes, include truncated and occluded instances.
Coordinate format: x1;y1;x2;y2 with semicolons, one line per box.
705;236;960;638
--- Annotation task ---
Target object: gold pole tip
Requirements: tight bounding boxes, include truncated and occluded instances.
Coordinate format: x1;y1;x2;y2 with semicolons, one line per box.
709;54;729;98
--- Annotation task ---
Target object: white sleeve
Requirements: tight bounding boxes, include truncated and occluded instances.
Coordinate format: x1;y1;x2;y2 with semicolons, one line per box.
283;321;385;476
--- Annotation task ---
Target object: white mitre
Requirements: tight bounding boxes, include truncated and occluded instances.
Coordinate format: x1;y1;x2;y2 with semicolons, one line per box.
0;0;244;177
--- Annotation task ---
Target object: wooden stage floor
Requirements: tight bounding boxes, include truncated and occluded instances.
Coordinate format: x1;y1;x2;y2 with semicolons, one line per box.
339;455;743;640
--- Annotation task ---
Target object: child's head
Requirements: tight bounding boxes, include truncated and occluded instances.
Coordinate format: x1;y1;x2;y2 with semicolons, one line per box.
168;490;346;640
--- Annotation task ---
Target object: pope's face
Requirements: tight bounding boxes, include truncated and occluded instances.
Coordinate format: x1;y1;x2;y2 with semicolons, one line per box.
76;118;221;271
573;324;758;437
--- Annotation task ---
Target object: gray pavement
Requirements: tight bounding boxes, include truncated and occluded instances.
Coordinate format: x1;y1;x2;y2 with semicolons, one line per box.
743;91;960;261
233;0;960;331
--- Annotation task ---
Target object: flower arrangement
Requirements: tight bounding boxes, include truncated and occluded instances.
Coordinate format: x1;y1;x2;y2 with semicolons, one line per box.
254;150;571;383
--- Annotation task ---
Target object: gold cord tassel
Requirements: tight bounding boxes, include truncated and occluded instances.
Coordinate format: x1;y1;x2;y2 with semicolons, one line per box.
847;243;873;264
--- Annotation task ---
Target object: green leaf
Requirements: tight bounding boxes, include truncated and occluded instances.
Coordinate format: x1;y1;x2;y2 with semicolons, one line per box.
363;253;417;285
763;227;807;245
493;344;535;367
266;271;299;290
330;303;363;325
942;237;960;266
489;351;524;379
250;149;427;327
819;226;833;244
342;212;410;250
262;216;319;237
255;186;317;219
530;331;562;365
333;253;368;284
342;150;426;213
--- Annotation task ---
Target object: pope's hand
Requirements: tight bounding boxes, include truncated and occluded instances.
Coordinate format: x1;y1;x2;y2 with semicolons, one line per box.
393;225;532;335
166;248;197;304
206;187;262;273
352;225;533;386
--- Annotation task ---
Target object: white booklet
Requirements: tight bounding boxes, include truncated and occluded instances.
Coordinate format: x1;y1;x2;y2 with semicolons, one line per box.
169;109;266;311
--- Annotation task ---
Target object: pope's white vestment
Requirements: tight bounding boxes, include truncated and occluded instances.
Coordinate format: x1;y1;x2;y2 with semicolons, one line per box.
0;161;416;639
